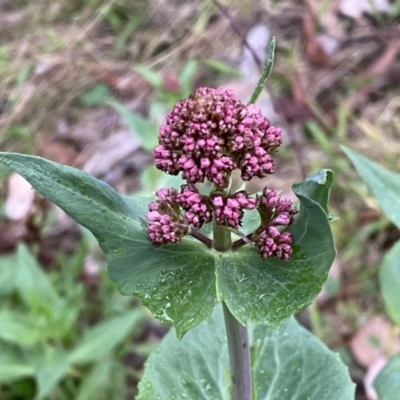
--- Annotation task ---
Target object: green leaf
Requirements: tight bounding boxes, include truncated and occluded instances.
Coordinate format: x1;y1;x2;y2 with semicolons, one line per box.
342;146;400;230
16;243;62;312
0;154;336;337
374;353;400;400
380;240;400;327
0;153;216;337
0;254;17;299
292;169;333;214
217;170;336;326
106;99;158;151
179;60;197;97
0;153;138;240
138;305;355;400
137;305;230;400
251;317;355;399
106;231;218;339
80;84;109;106
134;65;162;88
31;347;70;400
0;310;41;346
76;358;118;400
0;343;34;383
69;310;143;364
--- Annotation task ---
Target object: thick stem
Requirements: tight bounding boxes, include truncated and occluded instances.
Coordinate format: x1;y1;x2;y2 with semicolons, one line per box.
213;220;252;399
223;302;252;400
212;219;232;251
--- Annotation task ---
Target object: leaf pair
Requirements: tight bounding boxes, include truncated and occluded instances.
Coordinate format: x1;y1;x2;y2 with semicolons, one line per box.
0;153;337;339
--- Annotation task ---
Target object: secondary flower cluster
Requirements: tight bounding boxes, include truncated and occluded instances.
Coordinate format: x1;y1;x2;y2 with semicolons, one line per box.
146;87;297;260
153;87;282;188
254;188;298;260
146;185;297;260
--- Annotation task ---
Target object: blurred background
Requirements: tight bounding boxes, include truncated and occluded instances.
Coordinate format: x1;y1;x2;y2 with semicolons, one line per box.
1;0;400;399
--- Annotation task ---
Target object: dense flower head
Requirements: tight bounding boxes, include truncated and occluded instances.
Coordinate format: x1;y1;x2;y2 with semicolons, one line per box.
252;188;298;260
257;188;298;226
146;87;297;261
176;185;213;229
146;188;189;247
257;228;293;260
153;87;282;188
212;191;257;228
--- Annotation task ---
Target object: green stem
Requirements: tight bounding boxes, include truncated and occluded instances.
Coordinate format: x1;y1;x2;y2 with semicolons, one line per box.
213;220;252;399
223;302;252;400
212;219;232;252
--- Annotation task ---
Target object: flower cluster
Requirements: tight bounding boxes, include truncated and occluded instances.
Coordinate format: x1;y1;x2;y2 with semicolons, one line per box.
146;188;189;247
146;87;297;261
253;188;298;260
212;191;256;228
153;87;282;188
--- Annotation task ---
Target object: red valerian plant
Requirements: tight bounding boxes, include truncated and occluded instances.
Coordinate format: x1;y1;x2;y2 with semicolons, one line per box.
146;87;298;260
0;38;355;400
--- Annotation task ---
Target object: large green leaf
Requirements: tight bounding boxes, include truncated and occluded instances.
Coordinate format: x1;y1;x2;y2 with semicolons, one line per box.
342;146;400;230
0;153;216;337
251;318;354;399
374;353;400;400
137;305;355;400
137;305;230;400
379;240;400;327
217;170;335;326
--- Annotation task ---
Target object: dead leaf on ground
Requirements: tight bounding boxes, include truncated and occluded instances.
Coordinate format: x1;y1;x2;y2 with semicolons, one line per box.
5;172;36;221
349;314;400;368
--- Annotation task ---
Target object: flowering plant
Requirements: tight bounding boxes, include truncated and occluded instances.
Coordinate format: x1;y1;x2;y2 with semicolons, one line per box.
0;40;355;399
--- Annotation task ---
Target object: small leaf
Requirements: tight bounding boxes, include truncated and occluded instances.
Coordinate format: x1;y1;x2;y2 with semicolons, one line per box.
342;146;400;230
69;310;143;364
292;169;333;214
374;353;400;400
380;240;400;327
138;304;355;400
76;358;118;400
0;310;41;346
134;65;162;88
16;243;62;311
31;347;70;400
217;170;336;326
106;99;158;151
179;60;197;97
80;84;109;106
